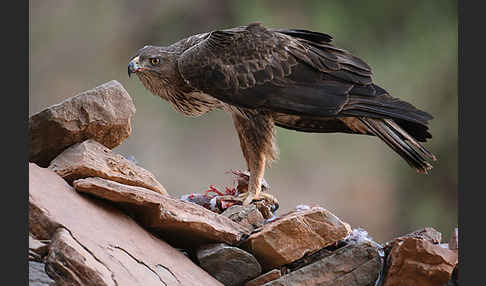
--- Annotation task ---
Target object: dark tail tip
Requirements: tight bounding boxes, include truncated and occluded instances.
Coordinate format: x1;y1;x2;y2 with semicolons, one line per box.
359;117;436;173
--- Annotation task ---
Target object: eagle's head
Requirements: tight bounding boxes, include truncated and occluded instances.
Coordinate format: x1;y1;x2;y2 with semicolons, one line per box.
128;45;189;101
127;45;176;79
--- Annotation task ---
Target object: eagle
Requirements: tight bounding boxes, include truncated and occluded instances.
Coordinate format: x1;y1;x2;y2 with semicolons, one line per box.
128;22;435;206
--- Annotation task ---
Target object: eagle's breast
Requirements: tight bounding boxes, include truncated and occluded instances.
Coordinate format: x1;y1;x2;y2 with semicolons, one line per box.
169;90;223;117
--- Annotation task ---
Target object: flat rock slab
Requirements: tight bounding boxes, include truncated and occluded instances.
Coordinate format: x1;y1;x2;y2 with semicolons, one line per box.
49;139;167;195
245;269;281;286
264;241;382;286
73;176;251;248
29;163;223;286
197;243;262;286
241;207;351;271
382;228;458;286
29;80;135;167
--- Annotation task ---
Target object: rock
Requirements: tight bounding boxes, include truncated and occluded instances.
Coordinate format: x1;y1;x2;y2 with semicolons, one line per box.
445;266;459;286
449;227;458;250
253;200;277;220
49;139;167;195
29;163;223;286
444;228;459;286
29;80;135;167
241;206;351;271
245;269;281;286
73;176;251;248
282;247;335;275
265;241;382;286
46;228;115;286
221;204;265;231
197;243;262;286
382;228;458;286
402;227;442;244
29;261;56;286
29;234;49;262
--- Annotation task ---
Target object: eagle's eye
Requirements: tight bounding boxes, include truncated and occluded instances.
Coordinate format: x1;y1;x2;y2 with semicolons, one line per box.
150;58;160;65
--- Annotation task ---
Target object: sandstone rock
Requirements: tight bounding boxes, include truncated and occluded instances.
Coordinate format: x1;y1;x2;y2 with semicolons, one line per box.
46;228;115;286
221;204;265;231
49;139;167;195
382;228;458;286
73;176;251;248
265;241;382;286
245;269;281;286
29;234;49;262
29;261;56;286
29;163;223;286
29;80;135;167
197;243;262;286
241;207;351;271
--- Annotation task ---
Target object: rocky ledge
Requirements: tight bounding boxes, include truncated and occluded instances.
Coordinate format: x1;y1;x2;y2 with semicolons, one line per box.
29;81;459;286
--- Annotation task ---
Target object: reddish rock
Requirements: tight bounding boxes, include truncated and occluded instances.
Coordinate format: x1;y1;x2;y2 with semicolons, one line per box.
73;176;251;248
265;241;382;286
197;243;262;286
46;228;115;286
49;139;167;195
382;228;458;286
29;163;223;286
245;269;281;286
241;207;351;271
29;80;135;167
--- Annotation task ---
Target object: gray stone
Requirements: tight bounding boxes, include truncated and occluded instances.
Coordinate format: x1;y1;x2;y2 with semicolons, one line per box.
264;242;382;286
221;204;265;230
197;243;262;286
245;269;281;286
29;261;56;286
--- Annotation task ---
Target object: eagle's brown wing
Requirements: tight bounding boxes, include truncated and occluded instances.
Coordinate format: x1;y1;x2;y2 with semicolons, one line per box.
179;23;358;116
178;23;435;172
178;23;430;125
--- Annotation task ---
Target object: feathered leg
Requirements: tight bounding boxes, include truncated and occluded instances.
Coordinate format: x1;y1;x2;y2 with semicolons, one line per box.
231;110;278;205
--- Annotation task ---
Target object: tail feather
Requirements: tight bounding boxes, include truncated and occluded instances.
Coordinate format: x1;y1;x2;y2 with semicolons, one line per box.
359;117;436;173
342;95;433;125
383;119;436;160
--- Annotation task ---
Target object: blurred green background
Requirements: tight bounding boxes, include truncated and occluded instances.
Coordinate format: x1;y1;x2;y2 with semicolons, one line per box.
29;0;457;243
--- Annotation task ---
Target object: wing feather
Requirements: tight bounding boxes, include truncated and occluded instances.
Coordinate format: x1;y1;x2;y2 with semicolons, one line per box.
178;23;374;115
177;23;431;128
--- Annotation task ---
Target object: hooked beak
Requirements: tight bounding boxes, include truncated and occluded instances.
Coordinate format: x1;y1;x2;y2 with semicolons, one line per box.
128;56;142;78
